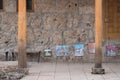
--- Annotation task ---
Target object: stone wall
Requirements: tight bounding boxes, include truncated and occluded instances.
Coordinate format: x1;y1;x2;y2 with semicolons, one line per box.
0;0;120;62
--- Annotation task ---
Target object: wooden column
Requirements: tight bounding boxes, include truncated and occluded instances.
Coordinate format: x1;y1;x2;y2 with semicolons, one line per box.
92;0;105;74
18;0;27;68
95;0;103;68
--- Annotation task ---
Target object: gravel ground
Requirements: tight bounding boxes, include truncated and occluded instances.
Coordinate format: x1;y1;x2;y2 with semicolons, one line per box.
0;61;28;80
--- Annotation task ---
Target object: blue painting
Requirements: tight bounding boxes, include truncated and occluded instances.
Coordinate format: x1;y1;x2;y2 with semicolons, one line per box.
74;44;84;56
56;45;70;57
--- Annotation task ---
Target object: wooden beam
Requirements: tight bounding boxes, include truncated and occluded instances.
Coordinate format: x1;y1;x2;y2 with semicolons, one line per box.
18;0;27;68
92;0;105;74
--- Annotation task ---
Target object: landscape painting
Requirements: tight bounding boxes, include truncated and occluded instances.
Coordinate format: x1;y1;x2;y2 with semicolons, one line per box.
44;49;52;57
56;45;70;57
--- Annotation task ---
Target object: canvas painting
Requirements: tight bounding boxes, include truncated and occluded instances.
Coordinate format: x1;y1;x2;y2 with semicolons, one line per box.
106;45;117;56
56;45;70;57
44;49;52;57
74;44;84;56
88;43;95;54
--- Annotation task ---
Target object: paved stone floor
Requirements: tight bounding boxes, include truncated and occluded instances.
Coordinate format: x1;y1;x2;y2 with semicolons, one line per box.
1;61;120;80
19;62;120;80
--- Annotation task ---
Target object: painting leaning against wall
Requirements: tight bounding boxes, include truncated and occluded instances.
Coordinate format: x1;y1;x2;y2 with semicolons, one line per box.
106;45;117;56
88;43;95;54
56;45;70;57
44;49;52;57
74;44;84;57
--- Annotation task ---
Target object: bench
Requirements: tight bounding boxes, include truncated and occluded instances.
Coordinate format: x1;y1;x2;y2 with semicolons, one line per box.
5;50;41;63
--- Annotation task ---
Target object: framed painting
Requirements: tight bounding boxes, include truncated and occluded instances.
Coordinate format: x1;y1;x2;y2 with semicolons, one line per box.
56;45;70;57
74;44;84;56
88;43;95;54
44;49;52;57
106;45;117;56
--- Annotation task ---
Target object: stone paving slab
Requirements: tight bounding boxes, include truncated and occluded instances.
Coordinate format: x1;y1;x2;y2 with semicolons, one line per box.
0;61;120;80
21;62;120;80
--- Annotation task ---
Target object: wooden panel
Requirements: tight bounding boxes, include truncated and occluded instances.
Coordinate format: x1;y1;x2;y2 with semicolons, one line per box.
104;0;120;40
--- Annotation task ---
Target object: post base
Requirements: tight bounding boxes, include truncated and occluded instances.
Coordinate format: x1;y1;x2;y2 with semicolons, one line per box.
92;67;105;74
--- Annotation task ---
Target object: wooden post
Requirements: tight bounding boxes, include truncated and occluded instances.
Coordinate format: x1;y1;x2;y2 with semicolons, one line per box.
18;0;27;68
92;0;105;74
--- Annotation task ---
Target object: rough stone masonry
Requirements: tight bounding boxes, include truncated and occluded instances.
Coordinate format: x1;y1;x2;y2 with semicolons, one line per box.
0;0;120;62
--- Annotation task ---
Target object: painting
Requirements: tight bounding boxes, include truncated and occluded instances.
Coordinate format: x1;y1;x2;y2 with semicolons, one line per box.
88;43;95;54
44;49;52;57
106;45;117;56
74;44;84;56
56;45;70;57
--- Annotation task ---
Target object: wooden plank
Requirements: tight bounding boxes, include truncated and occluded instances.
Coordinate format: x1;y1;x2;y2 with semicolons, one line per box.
18;0;27;68
94;0;103;68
